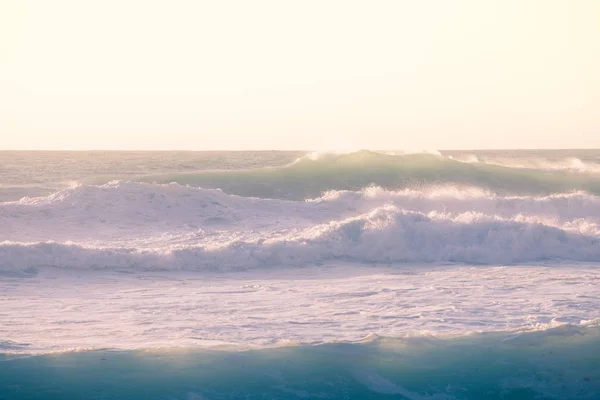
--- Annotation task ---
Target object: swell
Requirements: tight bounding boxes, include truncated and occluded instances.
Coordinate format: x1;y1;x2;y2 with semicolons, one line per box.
123;150;600;200
2;321;599;400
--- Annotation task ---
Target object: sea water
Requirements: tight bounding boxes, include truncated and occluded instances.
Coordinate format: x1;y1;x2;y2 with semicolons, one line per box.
1;150;599;399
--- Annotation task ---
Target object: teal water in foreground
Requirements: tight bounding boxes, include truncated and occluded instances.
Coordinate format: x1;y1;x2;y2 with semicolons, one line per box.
2;324;599;400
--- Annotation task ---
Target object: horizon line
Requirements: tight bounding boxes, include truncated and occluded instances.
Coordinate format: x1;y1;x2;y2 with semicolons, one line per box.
1;148;600;152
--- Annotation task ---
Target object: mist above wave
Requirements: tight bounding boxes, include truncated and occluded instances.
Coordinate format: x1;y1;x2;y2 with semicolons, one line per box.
449;153;600;173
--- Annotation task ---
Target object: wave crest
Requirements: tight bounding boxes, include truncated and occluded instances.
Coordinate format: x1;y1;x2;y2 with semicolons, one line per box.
3;201;600;271
128;150;600;200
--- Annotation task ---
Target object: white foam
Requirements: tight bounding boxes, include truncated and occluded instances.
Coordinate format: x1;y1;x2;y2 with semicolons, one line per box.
2;182;600;271
1;263;598;354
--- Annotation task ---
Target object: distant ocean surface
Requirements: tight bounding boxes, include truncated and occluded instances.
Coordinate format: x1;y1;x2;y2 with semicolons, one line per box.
1;150;600;399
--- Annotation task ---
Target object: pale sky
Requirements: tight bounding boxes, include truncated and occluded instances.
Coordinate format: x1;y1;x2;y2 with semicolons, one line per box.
1;0;599;150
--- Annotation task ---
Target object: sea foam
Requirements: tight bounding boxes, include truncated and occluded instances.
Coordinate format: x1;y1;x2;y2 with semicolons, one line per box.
2;182;600;271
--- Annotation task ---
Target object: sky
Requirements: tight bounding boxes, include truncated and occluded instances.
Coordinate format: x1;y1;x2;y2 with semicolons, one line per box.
0;0;599;150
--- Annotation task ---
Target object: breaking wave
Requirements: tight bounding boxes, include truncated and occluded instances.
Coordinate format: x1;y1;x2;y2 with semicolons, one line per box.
2;181;600;271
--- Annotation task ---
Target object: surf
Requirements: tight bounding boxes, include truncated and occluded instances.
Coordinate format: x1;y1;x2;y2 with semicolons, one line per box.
3;181;600;271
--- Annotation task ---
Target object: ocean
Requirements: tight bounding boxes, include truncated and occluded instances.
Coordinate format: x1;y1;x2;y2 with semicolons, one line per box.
1;150;599;399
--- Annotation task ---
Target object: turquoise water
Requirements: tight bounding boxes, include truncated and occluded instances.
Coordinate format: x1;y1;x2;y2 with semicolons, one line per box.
137;151;600;200
2;324;599;400
3;150;600;202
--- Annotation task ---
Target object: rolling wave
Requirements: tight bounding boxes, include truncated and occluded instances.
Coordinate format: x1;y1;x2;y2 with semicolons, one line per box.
121;150;600;200
2;207;600;270
2;181;600;270
2;321;599;400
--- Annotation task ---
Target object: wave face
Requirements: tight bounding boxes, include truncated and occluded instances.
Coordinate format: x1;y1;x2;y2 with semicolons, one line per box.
2;322;599;400
3;180;600;270
131;150;600;200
